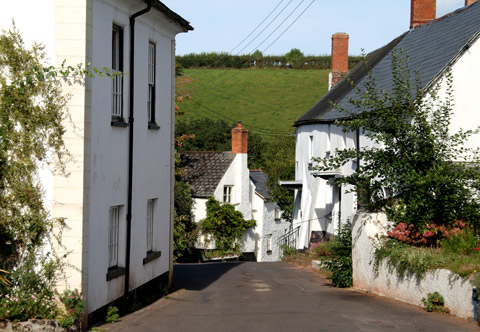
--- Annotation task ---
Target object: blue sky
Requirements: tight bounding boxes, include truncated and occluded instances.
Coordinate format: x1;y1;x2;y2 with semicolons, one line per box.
163;0;465;56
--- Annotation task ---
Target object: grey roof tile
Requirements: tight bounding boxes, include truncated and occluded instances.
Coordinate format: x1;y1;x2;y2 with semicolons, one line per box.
249;170;269;200
179;151;235;198
295;2;480;125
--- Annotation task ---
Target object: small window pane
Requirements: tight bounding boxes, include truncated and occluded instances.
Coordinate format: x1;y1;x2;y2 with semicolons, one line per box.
109;206;120;267
146;199;154;252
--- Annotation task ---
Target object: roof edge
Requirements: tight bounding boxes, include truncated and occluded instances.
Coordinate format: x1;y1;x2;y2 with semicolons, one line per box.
151;1;194;32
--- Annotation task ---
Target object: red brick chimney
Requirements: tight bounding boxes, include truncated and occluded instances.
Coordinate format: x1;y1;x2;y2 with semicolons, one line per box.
466;0;477;5
410;0;436;29
330;32;349;88
231;121;248;154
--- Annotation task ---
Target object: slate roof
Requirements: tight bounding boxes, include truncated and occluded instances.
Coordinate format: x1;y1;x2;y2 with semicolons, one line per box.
179;151;235;198
249;170;270;200
295;1;480;126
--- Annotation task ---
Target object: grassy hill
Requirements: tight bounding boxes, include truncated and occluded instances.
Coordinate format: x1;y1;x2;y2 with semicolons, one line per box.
176;68;330;140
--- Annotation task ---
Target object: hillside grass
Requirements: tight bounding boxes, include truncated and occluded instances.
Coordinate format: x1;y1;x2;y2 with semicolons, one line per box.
176;68;329;140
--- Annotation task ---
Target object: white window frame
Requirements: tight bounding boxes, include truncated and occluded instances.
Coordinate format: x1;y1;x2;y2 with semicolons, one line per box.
267;234;272;252
112;25;123;119
223;185;233;203
108;205;121;267
275;206;281;220
147;42;156;123
146;199;155;252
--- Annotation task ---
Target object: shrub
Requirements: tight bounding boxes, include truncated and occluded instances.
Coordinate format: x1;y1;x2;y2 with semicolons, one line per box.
200;197;256;256
320;222;353;288
60;289;85;318
280;244;298;258
440;226;477;255
311;241;335;259
387;220;467;247
421;292;450;313
0;291;57;322
105;305;119;324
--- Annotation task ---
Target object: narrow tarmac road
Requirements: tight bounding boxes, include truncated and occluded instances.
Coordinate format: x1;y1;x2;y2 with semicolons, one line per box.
101;262;479;331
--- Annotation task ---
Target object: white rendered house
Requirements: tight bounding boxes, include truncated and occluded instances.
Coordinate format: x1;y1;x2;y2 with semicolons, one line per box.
180;122;290;261
289;0;480;249
1;0;192;323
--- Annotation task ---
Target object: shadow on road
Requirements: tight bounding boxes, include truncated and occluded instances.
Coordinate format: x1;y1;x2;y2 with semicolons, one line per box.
173;262;243;291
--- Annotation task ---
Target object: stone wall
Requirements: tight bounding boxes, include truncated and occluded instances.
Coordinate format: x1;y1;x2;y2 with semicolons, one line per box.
352;212;475;319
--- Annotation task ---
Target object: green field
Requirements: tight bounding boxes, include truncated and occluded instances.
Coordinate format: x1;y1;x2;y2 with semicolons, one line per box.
176;68;329;140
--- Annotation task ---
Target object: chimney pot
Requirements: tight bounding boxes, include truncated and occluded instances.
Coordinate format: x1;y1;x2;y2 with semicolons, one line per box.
330;32;349;88
410;0;436;29
232;121;248;154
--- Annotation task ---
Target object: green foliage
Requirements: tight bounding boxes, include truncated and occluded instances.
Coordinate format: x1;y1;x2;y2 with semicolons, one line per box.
315;51;480;234
175;118;267;169
176;52;362;70
176;118;232;151
310;242;335;259
440;227;477;256
285;48;304;68
0;290;57;322
374;230;480;281
60;289;85;318
200;197;256;255
0;26;110;321
280;244;298;258
105;305;120;324
319;222;353;288
173;152;198;262
421;292;450;313
264;133;296;221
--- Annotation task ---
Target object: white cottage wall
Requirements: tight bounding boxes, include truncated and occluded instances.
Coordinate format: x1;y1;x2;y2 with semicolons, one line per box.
2;0;185;315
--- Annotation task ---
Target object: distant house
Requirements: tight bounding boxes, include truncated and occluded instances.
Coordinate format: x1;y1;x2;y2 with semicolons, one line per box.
179;122;290;261
1;0;192;322
289;0;480;249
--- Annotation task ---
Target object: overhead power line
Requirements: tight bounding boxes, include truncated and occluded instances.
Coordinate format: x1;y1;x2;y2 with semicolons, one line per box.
250;0;305;55
234;0;295;55
229;0;286;54
262;0;316;54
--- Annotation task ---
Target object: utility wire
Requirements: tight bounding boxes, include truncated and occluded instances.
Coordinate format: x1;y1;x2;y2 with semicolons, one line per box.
262;0;316;53
234;0;295;55
250;0;305;55
229;0;286;54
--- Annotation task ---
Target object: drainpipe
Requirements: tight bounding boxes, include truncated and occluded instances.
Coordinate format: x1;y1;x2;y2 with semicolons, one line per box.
125;0;153;307
473;287;478;322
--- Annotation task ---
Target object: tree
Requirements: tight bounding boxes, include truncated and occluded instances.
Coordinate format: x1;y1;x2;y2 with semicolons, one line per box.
200;197;256;255
173;151;198;262
285;48;304;68
175;117;267;169
315;51;480;237
263;133;296;221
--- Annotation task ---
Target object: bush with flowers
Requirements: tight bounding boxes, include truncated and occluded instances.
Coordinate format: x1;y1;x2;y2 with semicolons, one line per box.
0;291;57;322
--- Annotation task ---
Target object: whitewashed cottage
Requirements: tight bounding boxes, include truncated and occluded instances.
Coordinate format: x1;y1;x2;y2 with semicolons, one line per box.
288;0;480;249
180;122;290;262
1;0;192;323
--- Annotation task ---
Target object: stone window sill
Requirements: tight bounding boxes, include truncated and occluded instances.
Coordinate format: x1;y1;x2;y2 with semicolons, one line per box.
143;250;162;265
111;118;129;127
148;122;160;130
106;266;126;281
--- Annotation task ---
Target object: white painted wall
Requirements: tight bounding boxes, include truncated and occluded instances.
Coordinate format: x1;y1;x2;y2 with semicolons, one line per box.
433;37;480;154
352;212;475;319
1;0;188;315
293;123;363;248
